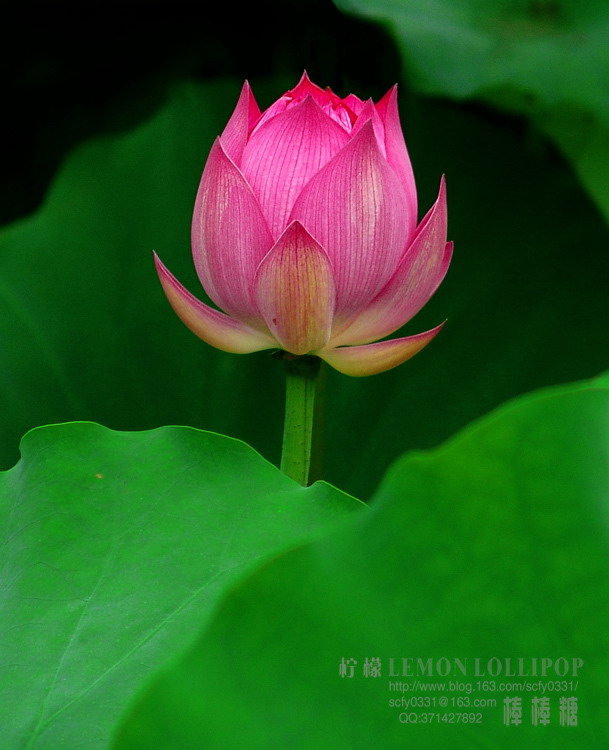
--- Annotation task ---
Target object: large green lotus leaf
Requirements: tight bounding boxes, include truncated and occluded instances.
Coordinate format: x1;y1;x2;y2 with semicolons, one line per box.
115;375;609;748
1;77;609;500
0;78;285;473
0;422;362;749
333;0;609;222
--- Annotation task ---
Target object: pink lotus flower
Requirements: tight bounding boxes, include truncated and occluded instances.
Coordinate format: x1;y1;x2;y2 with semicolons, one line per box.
155;73;452;376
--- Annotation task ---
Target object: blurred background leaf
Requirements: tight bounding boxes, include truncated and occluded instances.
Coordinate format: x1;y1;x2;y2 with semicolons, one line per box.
0;422;360;749
115;374;609;748
333;0;609;224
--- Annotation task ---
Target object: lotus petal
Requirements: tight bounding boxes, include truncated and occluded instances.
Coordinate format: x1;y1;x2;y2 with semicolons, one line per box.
155;254;276;353
319;323;444;377
219;80;261;167
330;178;450;346
241;96;350;238
254;222;336;355
350;98;386;156
191;138;274;324
376;85;417;237
290;121;410;318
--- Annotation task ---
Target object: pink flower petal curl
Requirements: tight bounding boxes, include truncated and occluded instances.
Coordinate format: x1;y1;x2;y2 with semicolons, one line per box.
319;322;445;377
155;253;276;354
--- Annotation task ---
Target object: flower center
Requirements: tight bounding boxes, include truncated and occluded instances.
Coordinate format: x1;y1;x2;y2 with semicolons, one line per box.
252;74;359;136
316;93;357;132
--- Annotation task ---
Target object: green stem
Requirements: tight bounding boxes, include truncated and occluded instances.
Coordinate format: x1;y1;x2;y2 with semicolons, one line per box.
279;354;322;486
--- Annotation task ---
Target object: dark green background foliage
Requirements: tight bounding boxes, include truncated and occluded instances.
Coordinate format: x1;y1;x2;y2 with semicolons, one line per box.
1;1;608;747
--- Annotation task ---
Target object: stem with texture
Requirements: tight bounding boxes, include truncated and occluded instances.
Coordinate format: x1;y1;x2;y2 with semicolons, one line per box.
279;354;321;486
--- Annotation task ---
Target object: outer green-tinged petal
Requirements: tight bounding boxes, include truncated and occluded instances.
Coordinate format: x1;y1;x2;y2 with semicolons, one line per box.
219;81;261;167
254;222;336;355
319;323;444;377
155;254;276;354
330;178;449;347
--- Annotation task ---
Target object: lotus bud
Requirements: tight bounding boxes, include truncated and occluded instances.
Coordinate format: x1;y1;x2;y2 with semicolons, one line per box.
155;73;452;376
